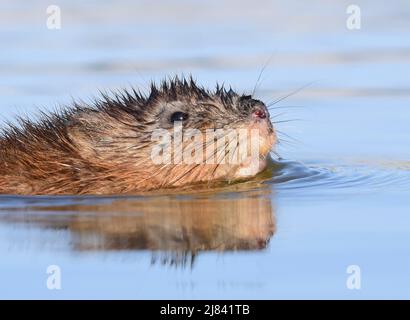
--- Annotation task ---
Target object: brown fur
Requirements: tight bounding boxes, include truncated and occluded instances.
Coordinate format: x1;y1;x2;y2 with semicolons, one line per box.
0;191;275;266
0;77;276;195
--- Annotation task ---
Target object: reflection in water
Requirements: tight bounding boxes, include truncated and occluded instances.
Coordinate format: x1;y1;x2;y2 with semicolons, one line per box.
1;159;405;268
0;159;405;268
0;188;275;267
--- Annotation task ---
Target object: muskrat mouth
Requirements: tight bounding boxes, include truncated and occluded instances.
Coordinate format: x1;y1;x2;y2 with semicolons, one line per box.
235;127;276;178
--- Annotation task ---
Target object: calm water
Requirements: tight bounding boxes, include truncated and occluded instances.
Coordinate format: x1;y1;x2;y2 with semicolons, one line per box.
1;0;410;299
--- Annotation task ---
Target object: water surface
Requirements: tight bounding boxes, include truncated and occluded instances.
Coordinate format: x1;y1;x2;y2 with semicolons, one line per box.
0;0;410;299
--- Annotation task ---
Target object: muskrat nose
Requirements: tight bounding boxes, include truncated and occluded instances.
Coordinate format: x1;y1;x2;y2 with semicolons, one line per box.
252;108;267;119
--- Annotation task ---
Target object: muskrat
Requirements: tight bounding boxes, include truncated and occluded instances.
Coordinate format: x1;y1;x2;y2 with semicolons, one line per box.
0;194;275;254
0;77;276;195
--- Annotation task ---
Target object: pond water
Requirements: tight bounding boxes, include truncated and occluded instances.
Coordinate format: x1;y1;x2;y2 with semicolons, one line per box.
0;0;409;299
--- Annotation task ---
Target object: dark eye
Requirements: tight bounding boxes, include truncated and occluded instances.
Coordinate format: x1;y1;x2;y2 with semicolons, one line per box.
170;111;189;123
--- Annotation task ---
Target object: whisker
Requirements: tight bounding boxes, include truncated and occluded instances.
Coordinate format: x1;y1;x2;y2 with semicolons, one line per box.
277;138;297;147
271;150;283;160
267;105;305;110
270;112;288;119
276;129;301;143
252;54;274;96
167;164;200;186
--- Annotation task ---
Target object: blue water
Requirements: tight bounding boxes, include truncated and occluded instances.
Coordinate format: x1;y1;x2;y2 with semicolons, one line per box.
0;0;410;299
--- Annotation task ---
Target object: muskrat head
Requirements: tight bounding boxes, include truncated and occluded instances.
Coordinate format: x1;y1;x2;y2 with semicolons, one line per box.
68;77;276;192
